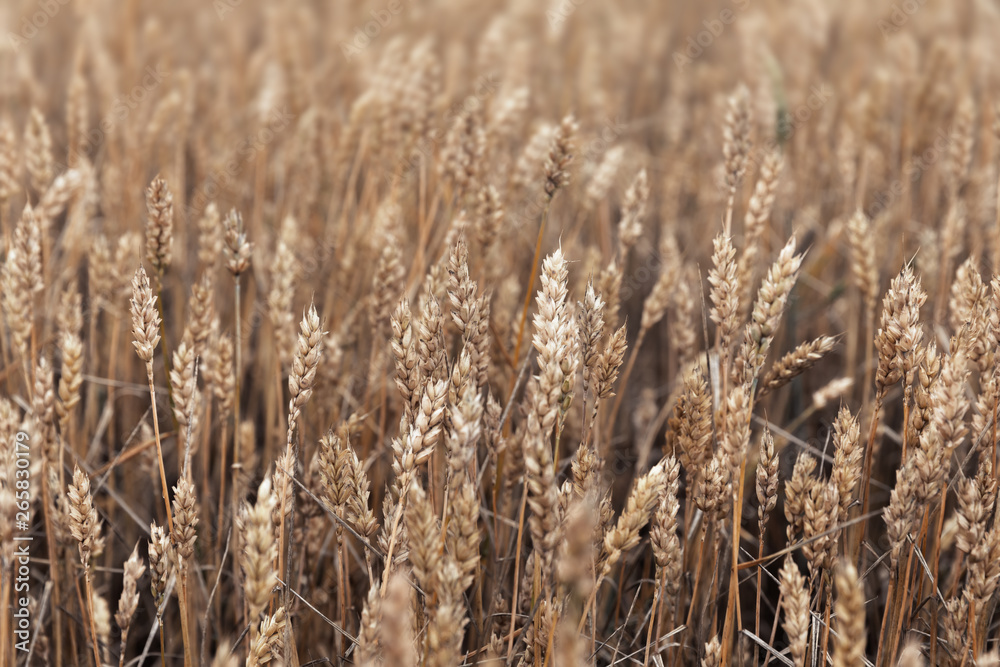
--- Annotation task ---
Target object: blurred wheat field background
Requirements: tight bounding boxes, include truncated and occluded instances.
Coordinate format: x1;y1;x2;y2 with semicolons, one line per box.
0;0;998;665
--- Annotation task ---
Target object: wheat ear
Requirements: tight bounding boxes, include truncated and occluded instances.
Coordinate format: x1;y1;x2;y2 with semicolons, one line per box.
130;265;173;531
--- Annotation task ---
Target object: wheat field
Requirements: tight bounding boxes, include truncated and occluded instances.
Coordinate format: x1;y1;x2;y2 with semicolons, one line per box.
0;0;998;665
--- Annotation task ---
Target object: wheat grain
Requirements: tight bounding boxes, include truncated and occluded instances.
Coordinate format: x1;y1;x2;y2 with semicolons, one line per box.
543;115;578;199
24;107;53;194
757;335;836;399
115;543;145;667
832;563;865;667
223;209;252;277
617;168;649;255
710;234;741;371
779;556;809;667
144;176;174;274
130;266;161;364
739;149;783;308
